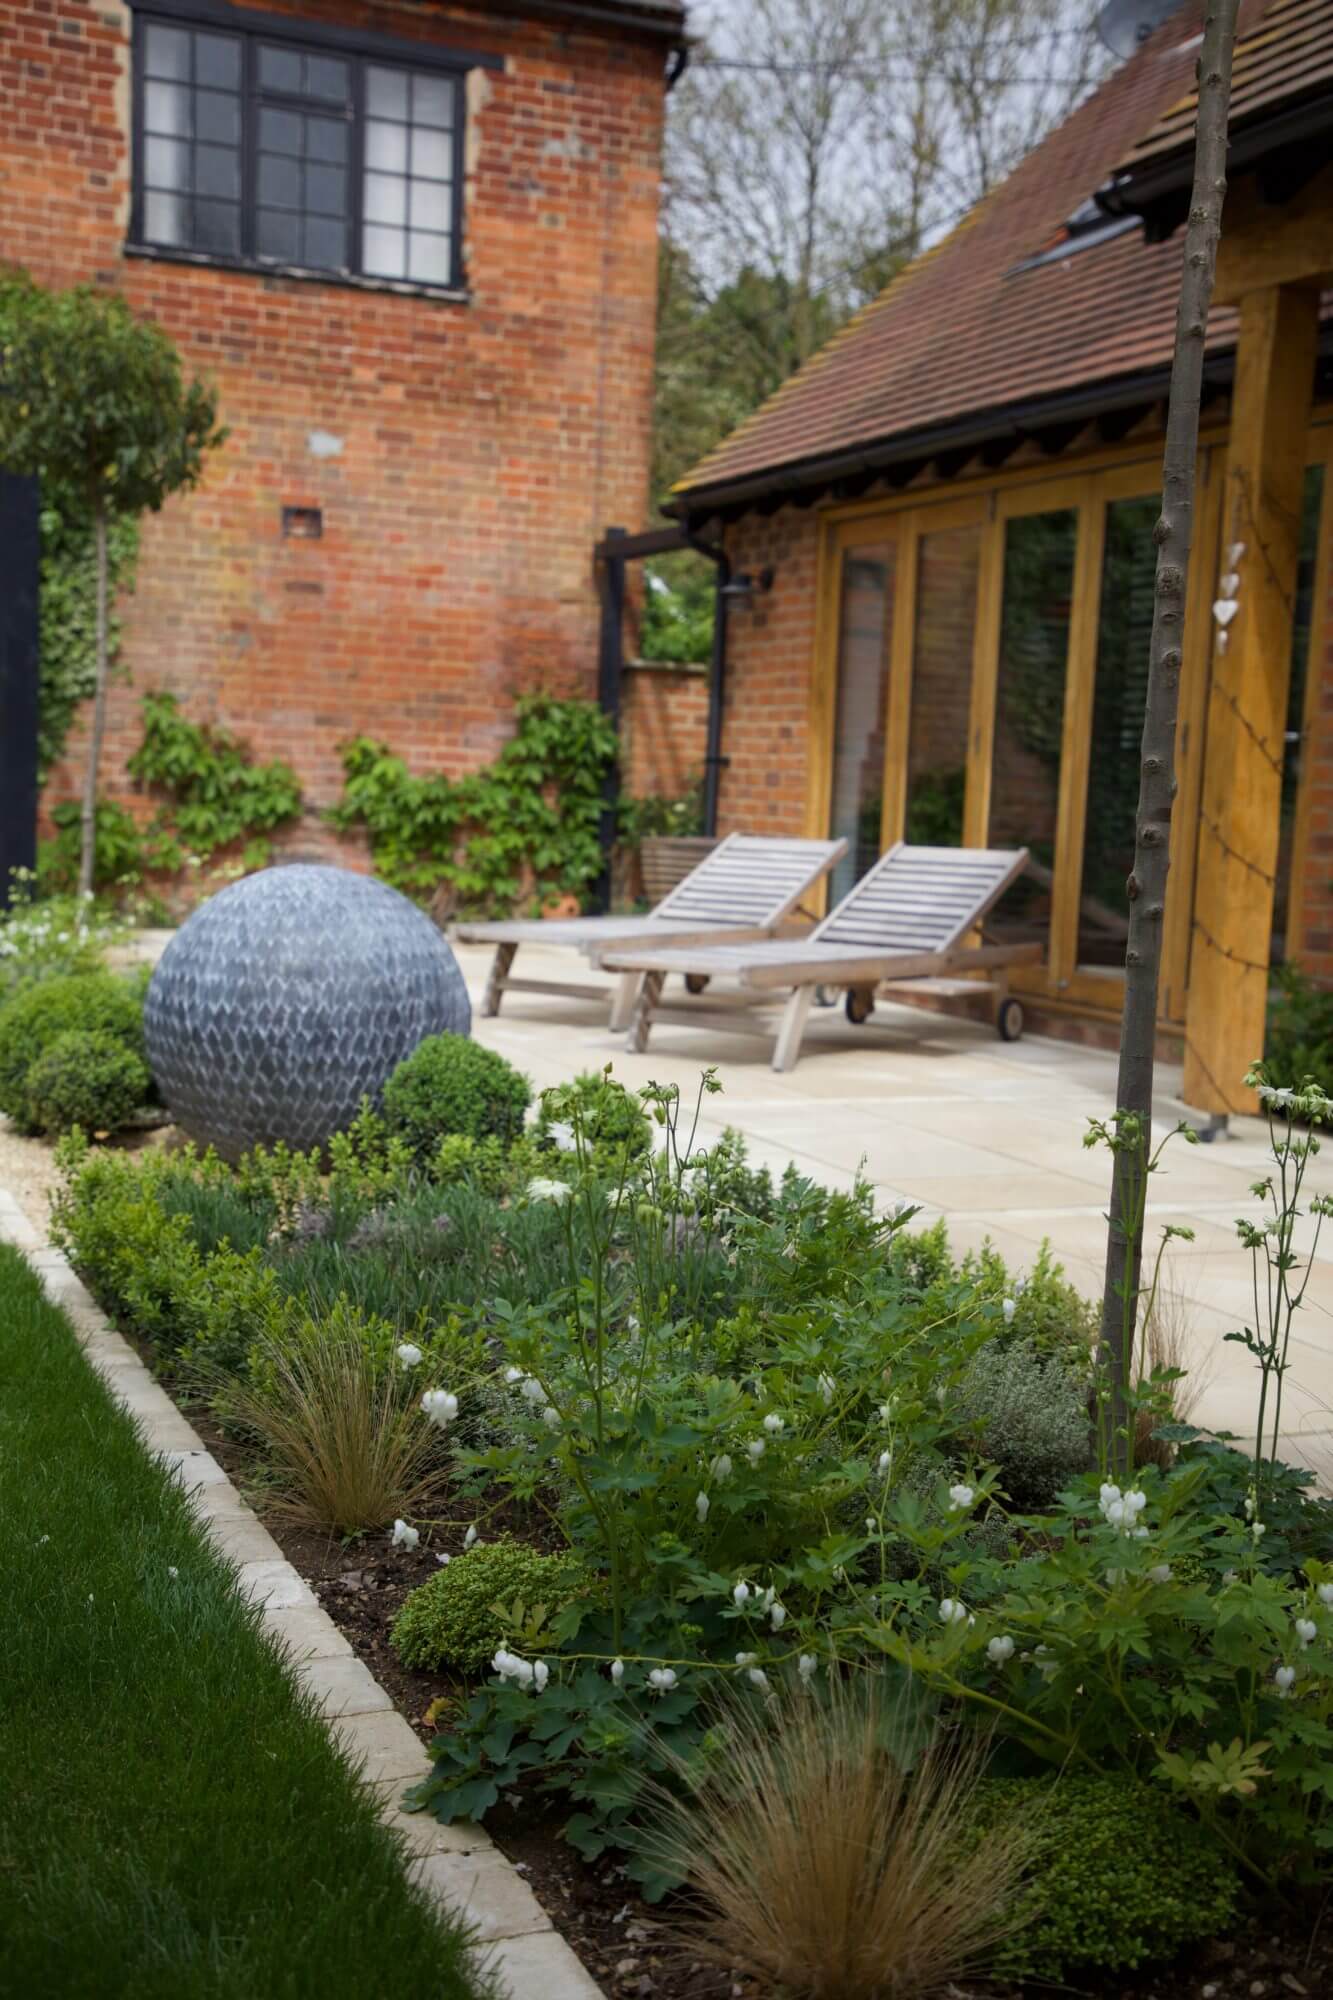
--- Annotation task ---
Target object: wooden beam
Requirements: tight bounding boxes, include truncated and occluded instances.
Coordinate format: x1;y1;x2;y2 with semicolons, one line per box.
1214;163;1333;307
1183;285;1321;1115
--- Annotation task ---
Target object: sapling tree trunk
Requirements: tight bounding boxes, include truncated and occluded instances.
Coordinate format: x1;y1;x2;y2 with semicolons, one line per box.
1099;0;1240;1467
78;503;110;901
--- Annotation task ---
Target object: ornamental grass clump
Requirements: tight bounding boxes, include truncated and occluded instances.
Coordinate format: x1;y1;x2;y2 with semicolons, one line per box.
218;1314;454;1535
644;1681;1032;2000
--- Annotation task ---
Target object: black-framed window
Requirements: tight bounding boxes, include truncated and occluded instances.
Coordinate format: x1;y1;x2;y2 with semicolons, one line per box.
131;7;467;290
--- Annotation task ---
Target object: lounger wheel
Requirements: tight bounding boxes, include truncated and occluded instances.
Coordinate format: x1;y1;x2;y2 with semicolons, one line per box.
996;996;1025;1042
813;985;839;1008
684;973;710;995
845;987;876;1026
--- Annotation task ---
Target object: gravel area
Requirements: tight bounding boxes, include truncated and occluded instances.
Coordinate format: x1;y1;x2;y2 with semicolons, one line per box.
0;1120;62;1234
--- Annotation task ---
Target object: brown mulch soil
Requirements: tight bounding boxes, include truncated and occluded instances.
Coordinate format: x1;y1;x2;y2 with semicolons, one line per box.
170;1384;1333;2000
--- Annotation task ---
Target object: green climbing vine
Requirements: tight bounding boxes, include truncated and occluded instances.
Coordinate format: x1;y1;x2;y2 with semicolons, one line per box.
329;694;617;914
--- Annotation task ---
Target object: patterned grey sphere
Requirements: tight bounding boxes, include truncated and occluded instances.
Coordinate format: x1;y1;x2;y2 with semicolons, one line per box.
144;864;471;1160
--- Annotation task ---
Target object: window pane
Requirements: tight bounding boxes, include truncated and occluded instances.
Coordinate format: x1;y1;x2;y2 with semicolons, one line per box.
145;135;189;191
304;54;348;103
905;524;980;845
412;73;454;127
363;222;406;277
144;189;189;244
1271;464;1326;963
367;66;408;119
305;163;346;217
409;178;449;230
145;25;190;79
988;509;1076;954
364;172;407;226
408;230;449;283
195;32;239;89
307;116;347;164
259;43;302;94
260;106;302;154
195;142;239;200
145;80;190;136
365;119;407;172
257;208;301;261
1079;494;1160;967
303;215;346;268
411;125;451;181
258;153;301;208
193;198;240;254
828;544;894;903
195;89;240;145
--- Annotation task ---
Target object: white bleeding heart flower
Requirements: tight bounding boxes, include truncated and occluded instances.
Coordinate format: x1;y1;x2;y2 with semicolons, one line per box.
770;1602;786;1631
747;1667;770;1692
735;1651;757;1667
421;1389;459;1428
798;1653;818;1683
695;1492;710;1522
1320;1584;1333;1608
877;1451;891;1476
817;1373;836;1406
1296;1618;1318;1648
504;1367;524;1385
939;1597;968;1626
520;1376;548;1407
542;1404;562;1430
987;1635;1015;1665
733;1581;751;1609
464;1526;480;1550
647;1667;678;1695
610;1658;625;1684
1001;1297;1016;1323
763;1414;785;1436
747;1439;766;1462
1148;1564;1172;1584
391;1518;419;1550
1275;1663;1297;1696
1212;597;1239;627
710;1454;733;1481
533;1660;550;1693
395;1342;424;1367
436;1553;451;1566
947;1484;975;1513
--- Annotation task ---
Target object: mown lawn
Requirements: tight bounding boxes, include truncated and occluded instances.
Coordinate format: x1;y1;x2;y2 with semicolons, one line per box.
0;1243;493;2000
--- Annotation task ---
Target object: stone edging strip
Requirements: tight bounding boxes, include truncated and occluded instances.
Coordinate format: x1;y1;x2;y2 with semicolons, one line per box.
0;1186;603;2000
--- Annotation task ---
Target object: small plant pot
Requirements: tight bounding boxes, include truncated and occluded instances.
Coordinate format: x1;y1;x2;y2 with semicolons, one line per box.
540;892;582;920
639;835;718;903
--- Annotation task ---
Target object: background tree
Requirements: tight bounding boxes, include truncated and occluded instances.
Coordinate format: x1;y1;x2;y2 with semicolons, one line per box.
0;278;224;896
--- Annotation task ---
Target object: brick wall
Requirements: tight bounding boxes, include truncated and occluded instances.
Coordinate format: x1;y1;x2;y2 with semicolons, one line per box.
1;0;666;851
713;507;821;836
619;661;707;800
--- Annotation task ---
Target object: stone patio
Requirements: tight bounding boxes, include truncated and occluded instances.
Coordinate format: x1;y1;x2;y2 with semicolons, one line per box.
453;938;1333;1478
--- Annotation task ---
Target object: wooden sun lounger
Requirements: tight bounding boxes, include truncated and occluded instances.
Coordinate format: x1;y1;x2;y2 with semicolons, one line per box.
598;843;1039;1070
450;833;847;1028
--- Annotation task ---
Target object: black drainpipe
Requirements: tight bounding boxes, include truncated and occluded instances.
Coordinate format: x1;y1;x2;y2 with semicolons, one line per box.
687;530;730;839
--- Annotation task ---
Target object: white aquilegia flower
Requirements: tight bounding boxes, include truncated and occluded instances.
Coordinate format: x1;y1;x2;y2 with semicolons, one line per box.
533;1660;550;1694
747;1439;766;1463
520;1375;548;1407
798;1653;818;1684
770;1601;786;1632
547;1120;577;1154
747;1667;770;1692
391;1518;420;1551
1275;1663;1297;1697
710;1453;733;1482
939;1597;968;1626
987;1634;1015;1665
1148;1564;1173;1585
396;1342;424;1368
947;1483;975;1513
1001;1297;1016;1323
735;1651;757;1668
1319;1584;1333;1609
1296;1618;1318;1648
528;1177;572;1204
421;1389;458;1428
647;1667;678;1695
733;1581;751;1609
763;1413;785;1436
817;1373;836;1406
695;1491;710;1523
610;1658;625;1685
464;1525;480;1550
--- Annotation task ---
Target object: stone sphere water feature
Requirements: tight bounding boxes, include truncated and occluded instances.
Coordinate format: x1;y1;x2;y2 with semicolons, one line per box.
144;864;471;1159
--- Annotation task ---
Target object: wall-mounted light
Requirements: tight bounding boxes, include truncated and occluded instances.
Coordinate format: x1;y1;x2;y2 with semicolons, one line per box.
718;565;775;606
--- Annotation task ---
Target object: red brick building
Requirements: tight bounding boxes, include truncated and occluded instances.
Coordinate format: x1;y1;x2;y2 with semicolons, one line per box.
666;0;1333;1117
1;0;683;843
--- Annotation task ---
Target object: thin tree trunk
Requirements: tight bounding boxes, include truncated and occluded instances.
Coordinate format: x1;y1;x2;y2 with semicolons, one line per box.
78;504;110;901
1099;0;1240;1468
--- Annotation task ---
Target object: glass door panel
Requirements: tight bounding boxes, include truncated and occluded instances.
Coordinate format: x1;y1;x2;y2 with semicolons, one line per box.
905;523;981;844
829;540;895;903
1271;463;1325;962
1078;493;1160;968
988;508;1077;953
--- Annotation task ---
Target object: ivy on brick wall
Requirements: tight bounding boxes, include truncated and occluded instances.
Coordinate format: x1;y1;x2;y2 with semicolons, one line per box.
329;695;618;915
41;692;302;895
37;500;140;779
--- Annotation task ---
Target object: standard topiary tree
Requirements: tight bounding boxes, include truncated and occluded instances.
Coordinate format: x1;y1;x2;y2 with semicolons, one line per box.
0;275;225;896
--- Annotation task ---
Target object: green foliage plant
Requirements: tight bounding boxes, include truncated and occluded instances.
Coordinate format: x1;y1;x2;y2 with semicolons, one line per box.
35;504;139;778
328;695;617;913
0;273;225;897
0;970;147;1131
0;872;122;1005
24;1028;149;1137
974;1774;1237;1981
617;778;705;851
383;1034;531;1160
1265;964;1333;1086
638;556;714;664
951;1338;1090;1509
392;1537;587;1674
535;1069;650;1169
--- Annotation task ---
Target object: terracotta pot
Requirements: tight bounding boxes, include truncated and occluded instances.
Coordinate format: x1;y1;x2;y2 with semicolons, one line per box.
540;891;582;920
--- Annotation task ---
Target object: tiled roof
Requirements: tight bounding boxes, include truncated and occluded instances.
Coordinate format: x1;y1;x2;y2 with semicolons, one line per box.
1111;0;1333;178
474;0;687;40
669;1;1278;512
